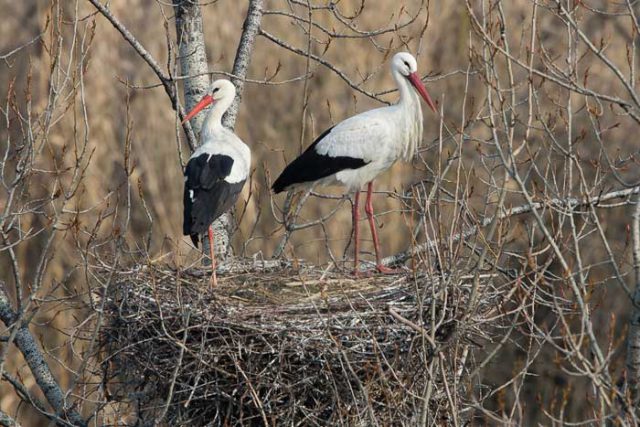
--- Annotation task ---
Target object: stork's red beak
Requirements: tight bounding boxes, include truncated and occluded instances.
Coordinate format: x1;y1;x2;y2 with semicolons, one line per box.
182;94;214;124
407;72;437;113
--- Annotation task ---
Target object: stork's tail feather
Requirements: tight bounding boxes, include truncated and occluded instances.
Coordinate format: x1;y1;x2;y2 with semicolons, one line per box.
190;234;199;247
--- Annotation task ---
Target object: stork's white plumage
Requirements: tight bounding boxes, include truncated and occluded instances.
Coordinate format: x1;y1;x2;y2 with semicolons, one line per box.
272;52;436;275
182;79;250;287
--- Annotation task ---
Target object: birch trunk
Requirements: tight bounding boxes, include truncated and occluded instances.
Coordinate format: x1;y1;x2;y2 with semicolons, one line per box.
627;198;640;413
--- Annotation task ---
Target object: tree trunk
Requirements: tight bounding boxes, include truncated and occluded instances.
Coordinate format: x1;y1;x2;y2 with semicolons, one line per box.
627;198;640;413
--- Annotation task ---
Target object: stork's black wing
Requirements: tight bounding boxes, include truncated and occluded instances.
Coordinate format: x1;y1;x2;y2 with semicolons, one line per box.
183;153;245;247
271;126;369;193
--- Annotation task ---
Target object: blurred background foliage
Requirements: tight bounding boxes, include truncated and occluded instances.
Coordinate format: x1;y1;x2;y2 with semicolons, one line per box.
1;0;640;424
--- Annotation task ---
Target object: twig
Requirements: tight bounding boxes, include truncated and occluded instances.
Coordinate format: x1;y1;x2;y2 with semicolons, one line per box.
0;410;20;427
388;306;437;349
86;0;197;150
0;286;86;427
259;29;385;103
156;312;190;423
383;186;640;267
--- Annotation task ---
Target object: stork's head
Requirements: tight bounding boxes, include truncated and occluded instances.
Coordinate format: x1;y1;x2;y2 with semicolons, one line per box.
392;52;437;113
208;79;236;103
182;79;236;124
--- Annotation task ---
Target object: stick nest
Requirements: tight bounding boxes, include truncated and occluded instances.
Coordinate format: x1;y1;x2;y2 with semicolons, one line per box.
99;259;502;426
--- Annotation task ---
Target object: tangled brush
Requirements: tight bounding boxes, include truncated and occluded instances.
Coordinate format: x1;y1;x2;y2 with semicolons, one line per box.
98;259;504;426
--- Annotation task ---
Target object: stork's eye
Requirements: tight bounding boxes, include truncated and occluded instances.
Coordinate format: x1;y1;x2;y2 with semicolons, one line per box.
212;87;220;94
403;61;410;68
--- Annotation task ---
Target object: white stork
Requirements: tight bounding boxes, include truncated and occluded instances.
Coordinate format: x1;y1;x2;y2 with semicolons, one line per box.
182;79;250;287
272;52;436;275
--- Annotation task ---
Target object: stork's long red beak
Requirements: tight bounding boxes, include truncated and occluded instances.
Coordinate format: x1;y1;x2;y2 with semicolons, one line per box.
182;94;214;124
407;72;437;113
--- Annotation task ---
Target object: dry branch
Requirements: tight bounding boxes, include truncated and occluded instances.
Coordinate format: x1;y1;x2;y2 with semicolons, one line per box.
223;0;264;129
0;410;20;427
0;285;86;427
383;186;640;267
87;0;198;150
98;262;505;425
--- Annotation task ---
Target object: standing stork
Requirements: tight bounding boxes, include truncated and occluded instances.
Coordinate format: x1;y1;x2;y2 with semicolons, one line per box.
272;52;437;275
182;79;250;287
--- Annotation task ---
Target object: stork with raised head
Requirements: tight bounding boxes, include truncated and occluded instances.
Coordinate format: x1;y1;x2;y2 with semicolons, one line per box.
272;52;437;275
182;79;250;287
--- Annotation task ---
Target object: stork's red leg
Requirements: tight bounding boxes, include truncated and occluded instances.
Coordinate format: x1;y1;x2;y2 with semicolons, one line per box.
365;182;399;274
352;190;361;277
208;226;218;287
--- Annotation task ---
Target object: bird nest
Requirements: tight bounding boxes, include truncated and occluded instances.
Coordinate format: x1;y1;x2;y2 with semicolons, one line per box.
98;258;503;426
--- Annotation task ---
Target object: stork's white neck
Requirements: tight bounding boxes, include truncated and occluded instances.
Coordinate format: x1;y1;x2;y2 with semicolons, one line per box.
201;95;234;141
391;67;424;160
392;68;420;108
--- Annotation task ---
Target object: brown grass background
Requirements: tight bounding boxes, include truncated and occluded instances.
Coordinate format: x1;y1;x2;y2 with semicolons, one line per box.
1;0;638;424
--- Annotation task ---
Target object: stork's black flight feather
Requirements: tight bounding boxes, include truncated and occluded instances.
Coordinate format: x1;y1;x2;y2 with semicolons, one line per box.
272;126;369;193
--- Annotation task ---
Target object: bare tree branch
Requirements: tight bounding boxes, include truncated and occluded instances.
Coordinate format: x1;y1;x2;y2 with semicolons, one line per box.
259;28;385;103
384;186;640;267
0;286;86;427
223;0;265;129
87;0;198;150
0;410;21;427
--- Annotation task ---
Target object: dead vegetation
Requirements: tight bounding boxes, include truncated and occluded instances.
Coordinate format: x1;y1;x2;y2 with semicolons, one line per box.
97;261;507;425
